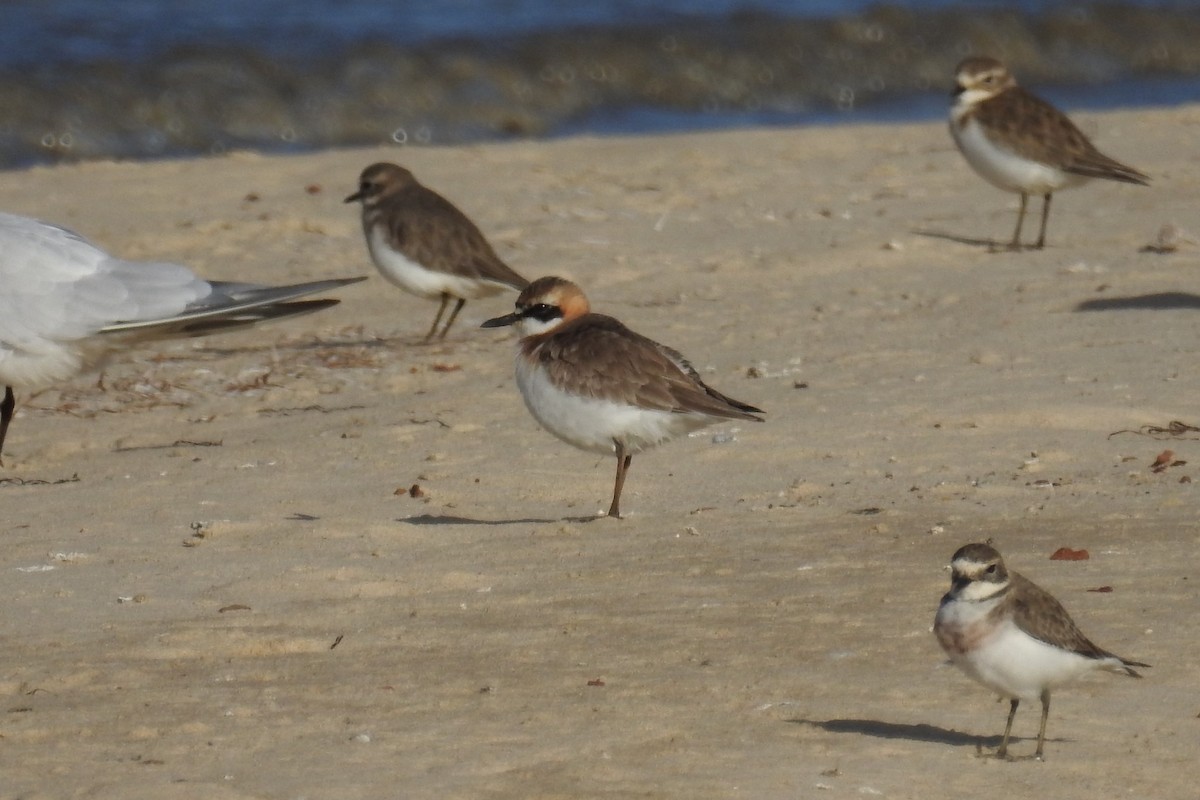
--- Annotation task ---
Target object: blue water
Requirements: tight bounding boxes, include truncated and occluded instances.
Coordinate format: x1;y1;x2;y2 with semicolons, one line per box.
557;73;1200;140
1;1;1198;167
8;1;1171;67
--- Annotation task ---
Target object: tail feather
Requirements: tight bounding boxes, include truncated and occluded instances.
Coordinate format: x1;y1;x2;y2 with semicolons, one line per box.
1104;653;1150;678
702;384;765;418
100;276;365;334
1120;658;1151;677
137;299;343;338
1066;156;1150;186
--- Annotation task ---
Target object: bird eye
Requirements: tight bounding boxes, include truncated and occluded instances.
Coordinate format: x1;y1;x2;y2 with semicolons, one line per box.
523;303;562;323
984;564;996;574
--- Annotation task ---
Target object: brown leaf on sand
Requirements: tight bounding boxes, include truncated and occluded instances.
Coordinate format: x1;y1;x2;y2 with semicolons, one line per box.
1151;449;1175;473
1050;547;1089;561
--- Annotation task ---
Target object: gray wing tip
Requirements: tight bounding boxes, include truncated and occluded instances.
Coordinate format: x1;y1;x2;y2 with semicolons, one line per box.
102;276;365;334
211;275;368;303
172;298;342;335
287;275;370;292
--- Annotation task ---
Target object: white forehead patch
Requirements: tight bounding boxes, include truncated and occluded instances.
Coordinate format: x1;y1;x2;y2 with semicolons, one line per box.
951;556;984;574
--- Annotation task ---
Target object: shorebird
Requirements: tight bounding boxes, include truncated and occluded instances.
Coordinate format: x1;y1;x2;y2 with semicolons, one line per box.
949;56;1149;249
482;276;763;518
0;211;364;463
933;542;1149;760
345;162;529;341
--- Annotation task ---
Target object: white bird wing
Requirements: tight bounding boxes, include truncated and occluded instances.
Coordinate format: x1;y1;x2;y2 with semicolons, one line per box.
0;212;364;392
0;212;209;348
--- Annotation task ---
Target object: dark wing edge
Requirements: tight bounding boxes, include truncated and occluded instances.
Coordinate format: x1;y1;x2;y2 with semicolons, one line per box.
99;276;365;334
1063;152;1150;185
1010;572;1149;675
536;316;763;419
979;89;1150;186
655;342;764;419
403;191;530;291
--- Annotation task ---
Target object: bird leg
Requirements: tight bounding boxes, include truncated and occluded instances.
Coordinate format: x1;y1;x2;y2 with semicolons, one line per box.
0;386;14;465
607;441;633;518
1034;193;1052;250
425;294;453;342
439;297;467;340
997;698;1020;759
1035;690;1051;760
1008;193;1029;250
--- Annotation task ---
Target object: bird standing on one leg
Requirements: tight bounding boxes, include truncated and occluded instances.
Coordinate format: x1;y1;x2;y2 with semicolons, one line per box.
483;276;763;518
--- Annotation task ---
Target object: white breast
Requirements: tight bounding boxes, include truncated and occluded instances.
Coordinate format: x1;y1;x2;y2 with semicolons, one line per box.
366;226;507;301
951;116;1087;196
0;340;88;389
936;596;1104;701
514;356;714;456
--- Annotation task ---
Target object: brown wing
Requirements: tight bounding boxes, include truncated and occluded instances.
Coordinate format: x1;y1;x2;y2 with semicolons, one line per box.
975;88;1149;185
386;185;530;289
1008;573;1148;670
656;342;764;415
532;314;764;420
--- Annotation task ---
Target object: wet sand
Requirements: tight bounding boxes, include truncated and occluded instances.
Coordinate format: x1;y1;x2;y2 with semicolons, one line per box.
2;108;1198;798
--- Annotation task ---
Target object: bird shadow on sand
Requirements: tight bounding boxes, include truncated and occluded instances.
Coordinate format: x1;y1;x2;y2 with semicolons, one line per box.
792;718;1061;761
1074;292;1200;312
399;513;603;526
910;228;1028;252
789;717;1003;748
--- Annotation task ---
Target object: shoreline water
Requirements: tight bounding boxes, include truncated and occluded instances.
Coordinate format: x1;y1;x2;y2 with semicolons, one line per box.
3;2;1200;169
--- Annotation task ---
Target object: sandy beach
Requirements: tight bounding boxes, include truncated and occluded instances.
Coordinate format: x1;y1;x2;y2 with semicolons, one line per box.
2;107;1199;799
